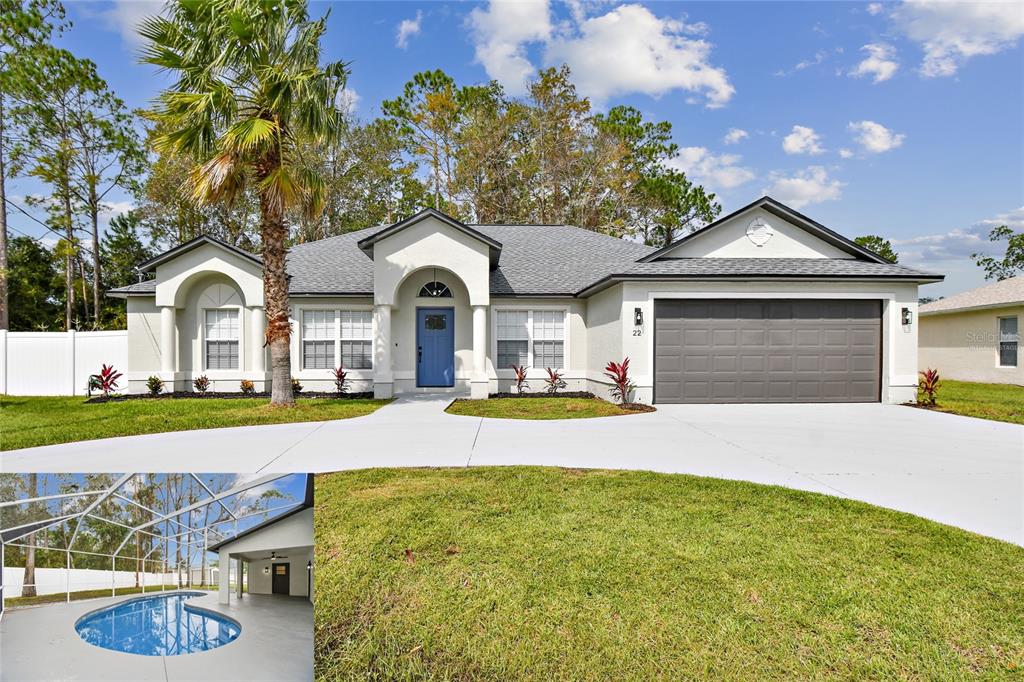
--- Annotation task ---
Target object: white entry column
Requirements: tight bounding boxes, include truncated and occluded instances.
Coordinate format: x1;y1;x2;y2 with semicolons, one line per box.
471;305;488;399
159;306;176;377
250;306;266;383
218;550;230;604
373;304;393;399
236;558;244;599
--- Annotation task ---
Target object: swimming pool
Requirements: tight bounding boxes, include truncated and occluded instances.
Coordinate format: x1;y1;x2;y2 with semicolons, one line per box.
75;591;241;656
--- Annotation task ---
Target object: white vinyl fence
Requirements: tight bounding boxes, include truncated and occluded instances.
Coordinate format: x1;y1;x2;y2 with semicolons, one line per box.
0;330;127;396
3;566;178;598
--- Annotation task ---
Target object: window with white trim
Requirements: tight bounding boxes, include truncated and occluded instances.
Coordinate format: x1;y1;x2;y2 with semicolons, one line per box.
301;309;373;370
204;309;239;370
496;309;565;370
999;316;1018;367
302;310;335;369
340;311;373;369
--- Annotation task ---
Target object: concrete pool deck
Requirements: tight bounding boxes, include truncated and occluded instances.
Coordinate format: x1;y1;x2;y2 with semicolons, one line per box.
0;591;312;681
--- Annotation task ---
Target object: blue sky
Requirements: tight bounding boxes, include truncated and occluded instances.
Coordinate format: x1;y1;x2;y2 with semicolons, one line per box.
9;1;1023;297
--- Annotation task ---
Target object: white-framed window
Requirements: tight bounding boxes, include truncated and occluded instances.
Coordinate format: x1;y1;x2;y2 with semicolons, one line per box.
495;309;565;370
998;316;1018;367
204;309;240;370
340;311;373;369
302;310;335;369
300;309;373;370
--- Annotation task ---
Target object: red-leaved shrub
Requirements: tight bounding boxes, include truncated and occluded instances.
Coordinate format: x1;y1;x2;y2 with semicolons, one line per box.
332;366;348;396
603;358;636;405
95;364;123;398
511;364;529;395
919;368;940;406
543;367;566;394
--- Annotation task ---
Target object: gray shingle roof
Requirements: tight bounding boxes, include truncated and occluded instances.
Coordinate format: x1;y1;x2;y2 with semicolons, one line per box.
919;275;1024;314
109;224;942;299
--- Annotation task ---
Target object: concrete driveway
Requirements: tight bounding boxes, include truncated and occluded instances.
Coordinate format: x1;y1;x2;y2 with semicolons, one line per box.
2;397;1021;545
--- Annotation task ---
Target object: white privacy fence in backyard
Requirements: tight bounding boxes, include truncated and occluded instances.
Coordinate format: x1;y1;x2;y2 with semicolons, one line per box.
0;330;127;396
2;566;179;599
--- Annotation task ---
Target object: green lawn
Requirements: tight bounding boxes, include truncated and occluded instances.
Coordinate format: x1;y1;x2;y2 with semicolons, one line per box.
5;585;224;608
920;379;1024;425
315;467;1024;680
446;397;649;420
0;395;390;451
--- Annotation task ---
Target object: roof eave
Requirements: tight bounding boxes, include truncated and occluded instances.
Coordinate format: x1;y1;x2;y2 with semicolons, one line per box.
920;301;1024;317
576;273;945;298
356;208;503;269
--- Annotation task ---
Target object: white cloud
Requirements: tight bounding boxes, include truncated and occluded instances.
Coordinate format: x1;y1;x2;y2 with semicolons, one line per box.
668;147;756;191
100;200;135;221
867;3;885;16
839;148;855;159
723;128;749;145
336;88;360;114
782;125;825;155
469;1;734;106
850;42;899;83
396;11;423;49
892;0;1024;77
894;207;1024;265
468;0;553;96
848;120;905;153
762;166;843;208
96;0;162;47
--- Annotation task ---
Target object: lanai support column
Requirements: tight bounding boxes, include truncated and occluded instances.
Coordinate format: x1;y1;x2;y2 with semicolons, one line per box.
236;558;243;600
373;304;393;399
218;550;230;604
250;306;266;388
471;305;488;399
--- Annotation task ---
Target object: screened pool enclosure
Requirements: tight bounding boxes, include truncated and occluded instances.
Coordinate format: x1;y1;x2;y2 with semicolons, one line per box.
0;473;308;615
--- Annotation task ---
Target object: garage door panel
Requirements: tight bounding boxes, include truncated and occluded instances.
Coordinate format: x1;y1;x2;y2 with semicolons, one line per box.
655;298;880;403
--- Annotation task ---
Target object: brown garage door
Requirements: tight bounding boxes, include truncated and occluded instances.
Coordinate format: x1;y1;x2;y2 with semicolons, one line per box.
654;299;881;403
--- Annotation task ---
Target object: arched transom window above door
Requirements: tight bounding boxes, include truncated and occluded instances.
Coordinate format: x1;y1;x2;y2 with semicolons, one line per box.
418;281;452;298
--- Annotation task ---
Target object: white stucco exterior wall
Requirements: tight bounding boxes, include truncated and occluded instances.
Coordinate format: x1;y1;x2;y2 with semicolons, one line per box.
659;208;854;260
919;305;1024;385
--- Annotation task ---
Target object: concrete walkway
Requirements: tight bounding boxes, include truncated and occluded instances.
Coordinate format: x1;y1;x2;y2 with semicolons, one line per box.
0;591;312;681
2;396;1021;545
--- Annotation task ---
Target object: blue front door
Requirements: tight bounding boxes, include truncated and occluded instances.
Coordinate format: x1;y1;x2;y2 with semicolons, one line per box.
416;307;455;387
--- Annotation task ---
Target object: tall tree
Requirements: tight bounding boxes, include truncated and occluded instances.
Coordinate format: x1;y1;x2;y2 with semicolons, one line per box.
0;0;67;331
8;49;107;330
6;236;61;330
972;225;1024;281
854;235;899;263
100;211;154;328
68;86;144;325
142;0;348;406
382;69;462;212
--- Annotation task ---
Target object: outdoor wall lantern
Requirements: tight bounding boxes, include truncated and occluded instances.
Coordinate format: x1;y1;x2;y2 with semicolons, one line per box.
901;307;913;325
634;307;643;326
307;561;312;571
263;566;270;575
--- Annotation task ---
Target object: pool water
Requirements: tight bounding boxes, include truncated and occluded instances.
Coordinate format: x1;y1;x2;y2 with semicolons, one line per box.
75;591;241;656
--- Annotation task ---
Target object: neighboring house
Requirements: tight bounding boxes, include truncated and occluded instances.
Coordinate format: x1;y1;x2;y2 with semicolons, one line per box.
210;476;314;605
919;276;1023;385
109;196;942;404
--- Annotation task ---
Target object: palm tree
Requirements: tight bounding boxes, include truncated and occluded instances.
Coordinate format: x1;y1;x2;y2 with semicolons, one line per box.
140;0;348;406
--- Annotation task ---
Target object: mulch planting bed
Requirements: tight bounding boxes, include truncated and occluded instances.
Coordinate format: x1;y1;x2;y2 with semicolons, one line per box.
85;391;375;404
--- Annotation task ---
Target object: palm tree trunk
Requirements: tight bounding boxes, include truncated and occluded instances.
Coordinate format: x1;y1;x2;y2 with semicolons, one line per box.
259;184;294;407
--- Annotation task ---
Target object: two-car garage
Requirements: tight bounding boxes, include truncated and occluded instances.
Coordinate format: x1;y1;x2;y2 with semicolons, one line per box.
653;299;882;403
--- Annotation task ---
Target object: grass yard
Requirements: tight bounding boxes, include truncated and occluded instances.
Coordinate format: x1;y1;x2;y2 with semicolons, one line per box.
5;585;225;608
446;397;650;419
919;379;1024;425
0;395;390;451
315;467;1024;680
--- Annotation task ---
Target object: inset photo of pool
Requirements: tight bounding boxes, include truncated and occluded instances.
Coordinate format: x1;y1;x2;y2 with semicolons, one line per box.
0;473;314;681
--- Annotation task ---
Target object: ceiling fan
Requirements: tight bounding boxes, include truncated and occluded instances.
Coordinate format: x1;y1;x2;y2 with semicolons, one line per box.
258;551;288;560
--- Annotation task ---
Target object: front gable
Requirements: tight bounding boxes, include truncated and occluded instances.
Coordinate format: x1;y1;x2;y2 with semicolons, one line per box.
642;196;886;263
153;241;265;308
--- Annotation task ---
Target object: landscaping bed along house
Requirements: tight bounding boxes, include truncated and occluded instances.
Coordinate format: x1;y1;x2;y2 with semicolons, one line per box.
447;392;656;420
910;374;1024;425
314;467;1024;681
85;390;375;403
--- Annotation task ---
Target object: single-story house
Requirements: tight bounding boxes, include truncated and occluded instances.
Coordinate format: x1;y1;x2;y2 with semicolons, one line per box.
210;475;314;605
918;276;1022;385
109;196;942;404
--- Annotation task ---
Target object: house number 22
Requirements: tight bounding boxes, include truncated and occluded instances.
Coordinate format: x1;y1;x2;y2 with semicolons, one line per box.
632;329;643;336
